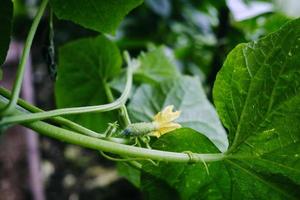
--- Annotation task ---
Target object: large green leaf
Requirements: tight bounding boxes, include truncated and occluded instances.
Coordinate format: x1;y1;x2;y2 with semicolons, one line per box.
50;0;143;33
141;128;300;200
140;18;300;199
0;0;13;76
213;18;300;152
128;76;228;152
55;35;121;132
212;17;300;192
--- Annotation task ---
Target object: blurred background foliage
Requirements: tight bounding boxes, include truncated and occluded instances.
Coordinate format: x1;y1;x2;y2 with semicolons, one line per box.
3;0;300;199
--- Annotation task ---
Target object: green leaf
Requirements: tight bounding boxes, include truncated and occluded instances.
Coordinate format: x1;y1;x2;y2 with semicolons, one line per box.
140;18;300;199
0;0;13;69
213;17;300;193
141;128;300;200
214;18;300;152
134;46;180;84
55;35;122;132
128;76;228;152
110;46;180;93
49;0;143;33
141;129;230;200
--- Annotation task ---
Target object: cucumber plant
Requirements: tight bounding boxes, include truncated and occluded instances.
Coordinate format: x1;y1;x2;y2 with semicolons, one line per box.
0;0;299;199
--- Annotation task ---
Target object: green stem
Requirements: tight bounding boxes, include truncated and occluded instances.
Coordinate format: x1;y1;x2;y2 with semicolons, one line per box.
100;151;150;162
103;80;131;128
30;121;224;163
102;51;133;128
0;87;129;144
0;65;132;125
1;0;48;115
103;79;115;102
0;95;225;163
120;105;131;126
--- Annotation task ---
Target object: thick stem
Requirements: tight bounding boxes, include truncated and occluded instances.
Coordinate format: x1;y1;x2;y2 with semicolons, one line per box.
29;121;224;163
1;0;48;115
0;96;225;163
0;87;129;144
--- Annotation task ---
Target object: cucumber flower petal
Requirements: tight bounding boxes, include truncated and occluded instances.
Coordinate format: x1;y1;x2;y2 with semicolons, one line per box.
151;105;181;137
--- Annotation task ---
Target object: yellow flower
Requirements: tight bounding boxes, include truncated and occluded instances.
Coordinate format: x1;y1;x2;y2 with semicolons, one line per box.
150;105;181;137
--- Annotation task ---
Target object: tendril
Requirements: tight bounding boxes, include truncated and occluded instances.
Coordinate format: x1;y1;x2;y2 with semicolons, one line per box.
99;151;159;166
